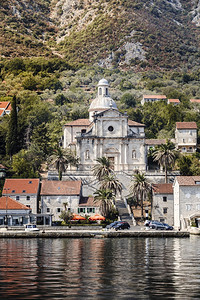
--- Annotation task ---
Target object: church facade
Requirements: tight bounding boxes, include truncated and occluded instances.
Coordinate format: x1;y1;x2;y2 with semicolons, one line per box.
63;79;146;172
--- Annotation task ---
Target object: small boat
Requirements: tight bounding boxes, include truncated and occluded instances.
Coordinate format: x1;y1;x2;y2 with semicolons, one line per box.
25;224;40;232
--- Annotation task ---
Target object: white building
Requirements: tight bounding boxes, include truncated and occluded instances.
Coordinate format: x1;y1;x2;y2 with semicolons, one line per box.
63;79;146;172
174;176;200;229
175;122;197;153
141;95;167;105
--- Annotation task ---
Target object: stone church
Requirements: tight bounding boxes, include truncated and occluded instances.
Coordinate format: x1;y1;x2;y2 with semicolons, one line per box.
63;79;146;172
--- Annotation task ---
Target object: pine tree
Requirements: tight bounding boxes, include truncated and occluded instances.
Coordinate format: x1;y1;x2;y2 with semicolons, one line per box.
6;95;18;159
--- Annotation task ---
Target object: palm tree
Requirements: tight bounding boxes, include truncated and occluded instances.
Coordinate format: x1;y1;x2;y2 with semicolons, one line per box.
94;189;115;218
129;171;151;218
152;139;178;183
92;157;113;181
49;147;79;180
100;174;122;196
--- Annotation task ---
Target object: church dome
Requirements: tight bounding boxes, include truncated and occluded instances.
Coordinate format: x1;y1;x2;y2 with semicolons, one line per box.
89;79;118;120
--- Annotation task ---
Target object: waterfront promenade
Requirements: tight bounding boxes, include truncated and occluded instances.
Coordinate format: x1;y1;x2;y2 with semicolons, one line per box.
0;226;190;238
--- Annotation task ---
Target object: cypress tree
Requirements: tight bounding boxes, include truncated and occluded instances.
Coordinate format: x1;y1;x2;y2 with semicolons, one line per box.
6;95;18;159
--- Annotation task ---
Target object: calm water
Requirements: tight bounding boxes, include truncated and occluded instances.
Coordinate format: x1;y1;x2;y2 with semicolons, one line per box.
0;237;200;299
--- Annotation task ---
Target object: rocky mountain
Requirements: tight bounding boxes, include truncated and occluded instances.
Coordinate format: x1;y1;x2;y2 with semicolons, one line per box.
0;0;200;70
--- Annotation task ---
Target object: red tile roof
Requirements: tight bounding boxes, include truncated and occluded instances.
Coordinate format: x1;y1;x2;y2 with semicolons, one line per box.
0;196;31;210
152;184;173;194
176;122;197;129
176;176;200;186
143;95;167;99
0;101;10;110
3;179;40;195
128;120;145;127
41;180;82;195
64;119;91;126
190;99;200;103
168;99;180;103
79;196;99;207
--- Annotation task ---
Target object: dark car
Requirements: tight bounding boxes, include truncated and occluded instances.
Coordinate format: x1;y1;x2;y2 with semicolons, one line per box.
149;221;173;230
105;221;123;230
113;222;130;231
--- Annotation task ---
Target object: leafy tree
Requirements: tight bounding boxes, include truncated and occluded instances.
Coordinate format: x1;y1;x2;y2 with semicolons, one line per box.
121;93;136;107
93;157;113;181
100;174;122;196
12;149;39;178
48;147;79;180
6;96;18;159
176;155;193;176
153;140;178;183
129;171;151;218
94;189;115;218
59;210;73;224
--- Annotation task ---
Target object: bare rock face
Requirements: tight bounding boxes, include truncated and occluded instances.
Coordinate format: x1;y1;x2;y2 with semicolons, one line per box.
191;0;200;26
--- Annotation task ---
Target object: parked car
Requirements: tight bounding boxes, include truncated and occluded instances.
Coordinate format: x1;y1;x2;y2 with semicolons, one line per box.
113;222;130;231
25;224;40;232
105;221;123;230
149;221;173;230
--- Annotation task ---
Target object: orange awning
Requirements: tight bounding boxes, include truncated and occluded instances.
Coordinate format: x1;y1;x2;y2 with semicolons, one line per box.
89;214;105;221
71;214;86;220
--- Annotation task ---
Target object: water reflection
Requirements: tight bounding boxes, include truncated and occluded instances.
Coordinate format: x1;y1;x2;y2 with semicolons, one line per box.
0;237;200;299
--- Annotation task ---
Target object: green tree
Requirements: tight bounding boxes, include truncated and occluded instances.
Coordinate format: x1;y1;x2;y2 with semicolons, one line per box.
48;147;79;180
176;155;193;176
59;210;73;224
12;149;39;178
94;189;115;218
100;174;122;196
93;157;113;181
6;96;18;159
153;140;178;183
129;171;151;218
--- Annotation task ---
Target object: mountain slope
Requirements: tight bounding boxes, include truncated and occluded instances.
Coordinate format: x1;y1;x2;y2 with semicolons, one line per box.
0;0;200;70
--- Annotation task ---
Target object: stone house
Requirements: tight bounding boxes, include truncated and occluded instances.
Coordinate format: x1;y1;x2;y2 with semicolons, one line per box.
152;183;174;226
40;180;82;221
174;176;200;230
0;196;32;226
3;179;40;214
167;99;180;105
141;95;167;105
175;122;197;153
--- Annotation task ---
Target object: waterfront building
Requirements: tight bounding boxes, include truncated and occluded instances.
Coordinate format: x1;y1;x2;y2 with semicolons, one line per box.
0;196;32;226
3;179;40;214
174;176;200;229
152;183;174;226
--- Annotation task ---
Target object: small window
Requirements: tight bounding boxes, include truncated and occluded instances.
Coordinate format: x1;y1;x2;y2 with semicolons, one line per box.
186;204;192;211
108;126;114;132
99;87;102;95
81;129;86;134
26;205;30;208
26;196;30;201
29;181;32;184
163;208;167;214
160;218;165;222
47;208;50;213
195;181;200;185
132;150;136;159
16;196;20;201
12;190;15;193
106;88;108;95
22;190;26;193
57;208;61;213
78;208;85;213
163;196;167;202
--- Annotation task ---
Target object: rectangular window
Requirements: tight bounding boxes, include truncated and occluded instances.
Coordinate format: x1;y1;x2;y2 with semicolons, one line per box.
186;204;192;211
47;208;50;213
78;208;85;213
163;196;167;202
57;208;61;213
26;196;30;201
87;208;94;213
26;205;30;208
163;208;167;214
16;196;20;201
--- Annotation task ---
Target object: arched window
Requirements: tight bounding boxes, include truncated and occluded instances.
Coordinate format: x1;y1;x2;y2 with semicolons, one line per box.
106;88;108;95
85;150;90;159
99;87;102;95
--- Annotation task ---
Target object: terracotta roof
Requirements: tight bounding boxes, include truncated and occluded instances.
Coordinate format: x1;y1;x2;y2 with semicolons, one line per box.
176;122;197;129
0;101;10;110
0;164;7;169
41;180;82;195
190;99;200;103
176;176;200;186
143;95;167;99
3;179;40;195
64;119;91;126
152;183;173;194
168;99;180;103
128;120;145;127
146;139;166;145
0;196;31;210
79;196;99;207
